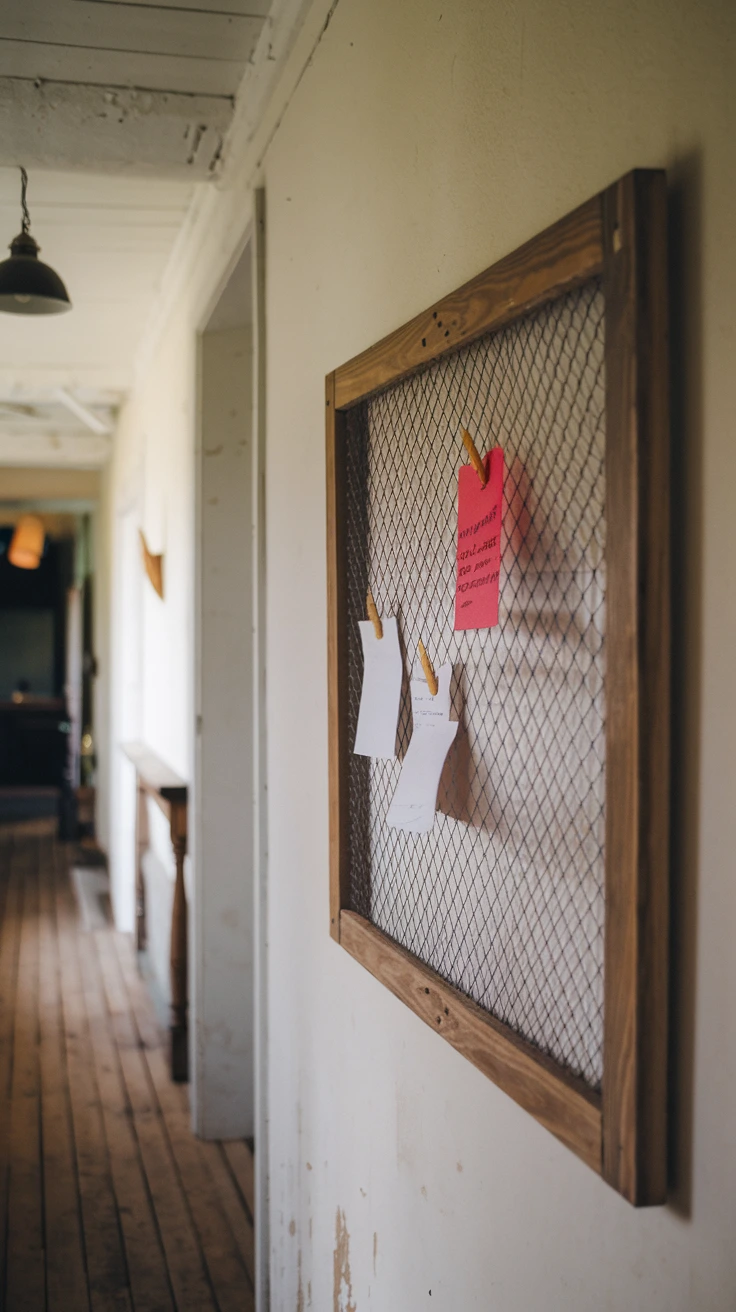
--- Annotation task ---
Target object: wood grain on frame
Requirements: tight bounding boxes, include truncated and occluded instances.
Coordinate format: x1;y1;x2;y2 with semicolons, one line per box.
334;195;605;409
602;170;670;1205
341;912;602;1173
326;370;350;941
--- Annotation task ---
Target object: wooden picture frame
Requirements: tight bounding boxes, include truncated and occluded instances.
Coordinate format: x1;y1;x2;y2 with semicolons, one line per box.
326;169;670;1205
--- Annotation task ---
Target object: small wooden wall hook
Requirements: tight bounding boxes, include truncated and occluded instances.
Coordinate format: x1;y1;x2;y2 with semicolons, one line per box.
461;428;487;486
417;640;438;696
139;529;164;600
366;588;383;640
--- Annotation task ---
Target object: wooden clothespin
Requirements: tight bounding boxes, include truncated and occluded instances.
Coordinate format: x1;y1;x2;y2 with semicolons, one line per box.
366;588;383;640
417;640;438;696
461;428;487;487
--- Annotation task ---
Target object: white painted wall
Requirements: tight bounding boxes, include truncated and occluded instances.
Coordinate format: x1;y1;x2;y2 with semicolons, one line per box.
107;504;142;932
98;0;736;1307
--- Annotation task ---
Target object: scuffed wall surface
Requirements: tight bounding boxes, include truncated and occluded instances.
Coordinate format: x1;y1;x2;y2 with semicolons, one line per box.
262;0;735;1307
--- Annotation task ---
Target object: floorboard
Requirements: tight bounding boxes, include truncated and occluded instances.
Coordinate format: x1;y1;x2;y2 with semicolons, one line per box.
77;917;174;1312
39;835;89;1312
0;832;23;1310
112;936;255;1312
54;841;133;1312
0;823;256;1312
6;836;45;1311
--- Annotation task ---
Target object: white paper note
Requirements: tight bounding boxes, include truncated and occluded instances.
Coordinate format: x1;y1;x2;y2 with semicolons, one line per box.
409;661;452;727
387;663;458;833
353;617;403;759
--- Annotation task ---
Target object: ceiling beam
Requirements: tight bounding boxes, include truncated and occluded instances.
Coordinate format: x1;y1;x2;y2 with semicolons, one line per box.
0;78;233;178
54;388;113;435
0;431;110;468
0;467;101;498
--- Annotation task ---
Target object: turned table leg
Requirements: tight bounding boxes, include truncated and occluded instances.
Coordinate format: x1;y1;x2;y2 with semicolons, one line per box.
135;779;148;953
169;819;188;1081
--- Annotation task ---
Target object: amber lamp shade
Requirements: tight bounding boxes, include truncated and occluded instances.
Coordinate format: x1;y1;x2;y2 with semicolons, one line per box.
8;515;45;569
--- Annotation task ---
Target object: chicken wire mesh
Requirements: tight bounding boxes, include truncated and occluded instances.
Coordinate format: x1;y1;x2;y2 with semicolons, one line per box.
342;278;607;1089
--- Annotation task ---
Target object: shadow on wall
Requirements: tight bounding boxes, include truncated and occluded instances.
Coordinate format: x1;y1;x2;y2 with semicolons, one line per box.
666;147;703;1221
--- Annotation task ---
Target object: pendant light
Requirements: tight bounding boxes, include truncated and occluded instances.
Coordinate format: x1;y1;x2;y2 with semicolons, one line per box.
8;515;45;569
0;168;71;315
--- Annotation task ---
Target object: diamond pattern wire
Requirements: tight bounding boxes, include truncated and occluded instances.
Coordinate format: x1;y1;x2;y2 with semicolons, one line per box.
343;279;607;1089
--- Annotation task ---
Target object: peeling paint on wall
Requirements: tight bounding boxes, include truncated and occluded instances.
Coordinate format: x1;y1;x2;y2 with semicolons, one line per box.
297;1248;304;1312
333;1208;356;1312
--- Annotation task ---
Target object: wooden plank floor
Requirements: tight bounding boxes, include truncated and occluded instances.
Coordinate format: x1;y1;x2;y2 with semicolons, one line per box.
0;821;255;1312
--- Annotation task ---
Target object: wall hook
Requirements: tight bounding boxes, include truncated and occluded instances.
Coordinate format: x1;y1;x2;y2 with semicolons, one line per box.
139;529;164;600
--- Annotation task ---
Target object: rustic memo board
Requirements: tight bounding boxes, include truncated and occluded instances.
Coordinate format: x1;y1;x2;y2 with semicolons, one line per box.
326;170;670;1205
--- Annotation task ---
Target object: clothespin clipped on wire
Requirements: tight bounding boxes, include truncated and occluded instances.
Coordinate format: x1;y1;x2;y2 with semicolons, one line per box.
417;640;438;696
461;427;488;486
366;588;383;640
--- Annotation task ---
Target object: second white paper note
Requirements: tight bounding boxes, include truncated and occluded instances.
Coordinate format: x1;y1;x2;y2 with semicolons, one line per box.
387;663;458;834
353;617;403;759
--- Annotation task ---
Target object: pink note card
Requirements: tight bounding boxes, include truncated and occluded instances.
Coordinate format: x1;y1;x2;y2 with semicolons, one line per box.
454;447;504;631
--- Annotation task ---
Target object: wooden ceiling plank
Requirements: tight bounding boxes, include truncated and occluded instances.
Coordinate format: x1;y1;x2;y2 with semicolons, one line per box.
0;3;265;64
0;432;112;468
81;0;271;14
0;166;194;208
0;41;246;96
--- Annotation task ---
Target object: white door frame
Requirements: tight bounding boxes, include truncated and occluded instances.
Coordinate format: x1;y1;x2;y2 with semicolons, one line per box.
110;491;143;932
251;188;269;1312
191;190;269;1309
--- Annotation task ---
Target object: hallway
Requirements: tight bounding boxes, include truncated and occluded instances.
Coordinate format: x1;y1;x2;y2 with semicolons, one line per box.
0;822;255;1312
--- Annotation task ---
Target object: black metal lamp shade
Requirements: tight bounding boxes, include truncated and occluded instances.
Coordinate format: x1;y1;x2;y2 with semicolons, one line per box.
0;230;71;315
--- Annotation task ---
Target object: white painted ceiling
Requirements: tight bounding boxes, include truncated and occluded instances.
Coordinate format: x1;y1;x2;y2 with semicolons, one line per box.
0;166;194;467
0;0;274;471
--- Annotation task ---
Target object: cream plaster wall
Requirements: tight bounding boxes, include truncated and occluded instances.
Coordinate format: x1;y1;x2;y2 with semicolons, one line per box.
97;303;195;853
98;0;735;1307
262;1;734;1308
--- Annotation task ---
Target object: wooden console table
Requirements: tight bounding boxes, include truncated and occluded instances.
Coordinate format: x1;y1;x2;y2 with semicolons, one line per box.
122;742;188;1081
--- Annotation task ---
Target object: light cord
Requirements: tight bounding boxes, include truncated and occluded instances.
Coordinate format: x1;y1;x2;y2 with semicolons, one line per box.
20;167;30;235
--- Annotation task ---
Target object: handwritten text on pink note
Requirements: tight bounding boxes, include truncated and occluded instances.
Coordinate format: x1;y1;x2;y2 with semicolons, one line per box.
454;447;504;631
